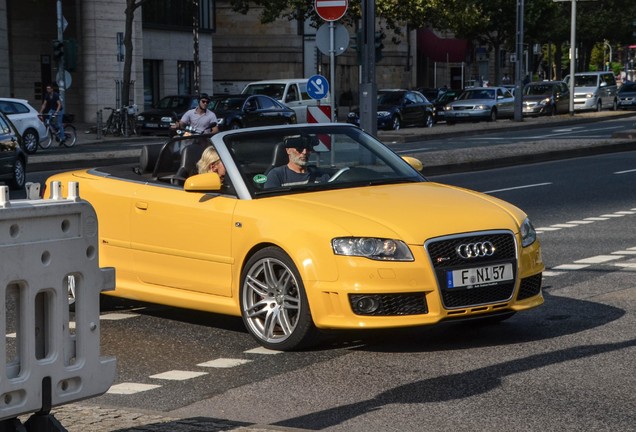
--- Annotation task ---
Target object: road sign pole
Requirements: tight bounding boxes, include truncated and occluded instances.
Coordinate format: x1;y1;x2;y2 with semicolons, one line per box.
329;22;336;122
360;0;377;136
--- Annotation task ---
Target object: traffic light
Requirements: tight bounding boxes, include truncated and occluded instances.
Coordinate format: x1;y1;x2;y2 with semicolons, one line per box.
52;40;64;61
375;31;385;63
64;39;78;72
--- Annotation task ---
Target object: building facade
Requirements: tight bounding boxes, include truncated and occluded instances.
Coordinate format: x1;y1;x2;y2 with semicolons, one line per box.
1;1;492;124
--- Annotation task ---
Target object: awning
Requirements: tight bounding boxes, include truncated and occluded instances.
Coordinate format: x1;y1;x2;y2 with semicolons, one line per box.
417;28;470;63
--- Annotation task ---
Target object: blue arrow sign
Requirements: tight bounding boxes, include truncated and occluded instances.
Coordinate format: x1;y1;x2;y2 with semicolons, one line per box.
307;74;329;100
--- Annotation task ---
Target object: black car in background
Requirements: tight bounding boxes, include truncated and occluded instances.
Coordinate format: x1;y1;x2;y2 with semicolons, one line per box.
431;90;459;123
0;111;27;190
617;81;636;110
214;94;297;131
522;81;570;116
347;90;434;130
136;95;223;135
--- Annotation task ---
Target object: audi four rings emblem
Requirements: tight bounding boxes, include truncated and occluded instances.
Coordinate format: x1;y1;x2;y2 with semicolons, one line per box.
456;241;496;259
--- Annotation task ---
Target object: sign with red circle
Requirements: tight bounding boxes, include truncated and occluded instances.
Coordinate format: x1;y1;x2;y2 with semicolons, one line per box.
315;0;348;22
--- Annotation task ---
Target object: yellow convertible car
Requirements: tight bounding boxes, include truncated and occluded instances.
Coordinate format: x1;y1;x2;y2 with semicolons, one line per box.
45;123;544;350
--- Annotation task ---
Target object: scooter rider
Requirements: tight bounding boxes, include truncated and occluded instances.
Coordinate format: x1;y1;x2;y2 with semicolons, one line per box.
172;93;219;134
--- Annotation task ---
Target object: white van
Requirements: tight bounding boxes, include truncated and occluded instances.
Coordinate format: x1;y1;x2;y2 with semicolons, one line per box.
241;79;330;123
564;71;618;111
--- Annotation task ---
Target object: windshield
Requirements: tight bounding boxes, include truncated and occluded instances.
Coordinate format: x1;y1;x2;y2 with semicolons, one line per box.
242;84;286;99
573;75;599;87
619;82;636;92
523;85;553;96
458;89;495;100
156;96;192;110
221;125;426;198
218;97;246;111
377;92;404;105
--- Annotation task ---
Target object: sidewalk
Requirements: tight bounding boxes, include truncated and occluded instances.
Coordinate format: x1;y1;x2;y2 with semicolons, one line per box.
30;111;636;175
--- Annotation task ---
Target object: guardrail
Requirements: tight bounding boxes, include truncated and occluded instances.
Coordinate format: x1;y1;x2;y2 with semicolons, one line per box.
0;182;116;431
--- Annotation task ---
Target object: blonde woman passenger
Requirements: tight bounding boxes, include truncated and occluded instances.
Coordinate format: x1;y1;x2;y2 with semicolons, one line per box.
196;146;226;182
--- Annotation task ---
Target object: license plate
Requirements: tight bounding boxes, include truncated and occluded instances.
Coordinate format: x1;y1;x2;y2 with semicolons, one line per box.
456;112;469;116
145;123;158;128
446;263;513;289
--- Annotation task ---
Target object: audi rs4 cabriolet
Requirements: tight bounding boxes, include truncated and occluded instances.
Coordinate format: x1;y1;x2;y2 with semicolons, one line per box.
45;123;544;350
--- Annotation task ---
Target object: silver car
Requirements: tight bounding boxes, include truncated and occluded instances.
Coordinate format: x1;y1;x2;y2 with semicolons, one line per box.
0;97;48;154
444;87;515;124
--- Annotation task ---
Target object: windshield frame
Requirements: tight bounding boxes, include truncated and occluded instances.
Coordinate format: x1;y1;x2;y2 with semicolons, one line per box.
212;124;427;200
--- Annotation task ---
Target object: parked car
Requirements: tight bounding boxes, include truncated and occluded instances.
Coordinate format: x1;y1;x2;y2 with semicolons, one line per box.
136;95;222;135
416;87;444;102
241;79;330;123
0;111;27;190
617;81;636;109
444;87;515;124
214;94;297;131
522;81;570;116
431;90;459;123
347;90;434;130
0;97;48;154
563;71;618;111
44;123;544;350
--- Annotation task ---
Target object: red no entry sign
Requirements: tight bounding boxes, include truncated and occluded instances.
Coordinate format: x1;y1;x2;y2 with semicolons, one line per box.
315;0;348;22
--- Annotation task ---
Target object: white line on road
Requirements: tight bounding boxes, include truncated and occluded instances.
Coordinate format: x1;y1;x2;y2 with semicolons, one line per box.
575;255;624;264
614;168;636;174
149;370;208;380
483;182;551;194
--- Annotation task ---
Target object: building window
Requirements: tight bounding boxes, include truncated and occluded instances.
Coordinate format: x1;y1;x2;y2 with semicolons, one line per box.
143;60;162;110
143;0;215;32
178;61;194;95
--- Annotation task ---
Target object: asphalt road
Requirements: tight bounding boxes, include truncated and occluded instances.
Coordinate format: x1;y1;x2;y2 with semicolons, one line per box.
7;113;636;431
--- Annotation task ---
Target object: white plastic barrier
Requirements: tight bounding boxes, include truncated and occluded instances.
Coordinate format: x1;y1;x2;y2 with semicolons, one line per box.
0;182;116;425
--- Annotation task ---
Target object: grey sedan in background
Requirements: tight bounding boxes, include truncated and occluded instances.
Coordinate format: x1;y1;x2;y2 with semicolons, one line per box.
444;87;515;124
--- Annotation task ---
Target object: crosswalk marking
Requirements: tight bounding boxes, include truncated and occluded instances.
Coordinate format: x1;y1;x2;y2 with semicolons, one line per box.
552;264;590;270
149;370;208;380
197;358;252;368
575;255;623;264
107;383;161;395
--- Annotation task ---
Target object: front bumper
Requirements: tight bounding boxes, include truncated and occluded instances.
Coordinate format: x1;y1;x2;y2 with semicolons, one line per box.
305;231;544;329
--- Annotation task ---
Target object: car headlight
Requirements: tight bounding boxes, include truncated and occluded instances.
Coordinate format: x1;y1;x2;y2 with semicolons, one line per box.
520;218;537;247
475;104;488;110
160;116;173;123
444;106;452;111
137;115;145;121
538;97;550;106
377;111;391;118
347;112;357;118
332;237;414;261
217;117;225;125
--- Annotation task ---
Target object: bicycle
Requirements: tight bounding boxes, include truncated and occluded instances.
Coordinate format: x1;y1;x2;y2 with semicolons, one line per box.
39;114;77;149
102;105;138;137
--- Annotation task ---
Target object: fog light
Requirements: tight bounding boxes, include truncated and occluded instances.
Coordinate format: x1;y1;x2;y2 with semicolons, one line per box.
355;296;380;314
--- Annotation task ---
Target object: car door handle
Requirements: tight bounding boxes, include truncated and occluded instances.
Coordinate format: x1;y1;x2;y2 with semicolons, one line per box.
135;201;148;210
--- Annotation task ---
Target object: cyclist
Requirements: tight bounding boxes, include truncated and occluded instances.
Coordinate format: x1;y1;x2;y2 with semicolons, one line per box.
172;93;219;135
39;83;66;145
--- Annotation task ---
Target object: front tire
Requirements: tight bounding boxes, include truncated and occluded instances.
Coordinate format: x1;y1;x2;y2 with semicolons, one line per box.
8;158;26;190
62;125;77;147
424;113;434;128
488;108;497;122
240;247;317;351
21;128;39;154
390;115;401;130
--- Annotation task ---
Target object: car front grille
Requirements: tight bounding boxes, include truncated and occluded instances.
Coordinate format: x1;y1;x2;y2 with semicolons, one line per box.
516;273;542;300
425;231;518;309
349;293;428;316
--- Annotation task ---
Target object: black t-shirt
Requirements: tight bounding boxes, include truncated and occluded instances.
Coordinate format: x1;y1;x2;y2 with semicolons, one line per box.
43;91;61;112
264;165;330;188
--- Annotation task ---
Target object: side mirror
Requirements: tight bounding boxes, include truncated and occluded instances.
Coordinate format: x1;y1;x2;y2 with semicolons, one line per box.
184;172;222;192
402;156;423;172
